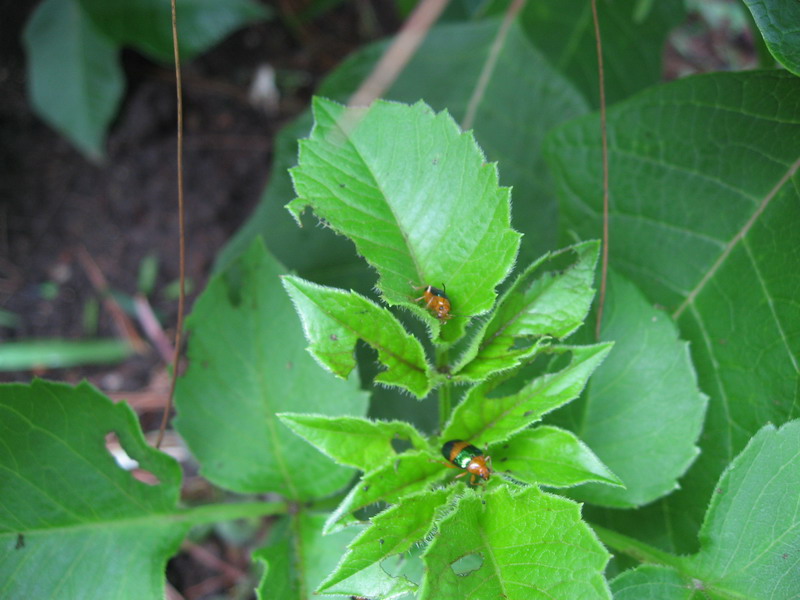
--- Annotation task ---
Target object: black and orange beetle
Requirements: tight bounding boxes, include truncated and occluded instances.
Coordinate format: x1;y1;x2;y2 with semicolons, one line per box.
414;284;453;322
441;440;492;485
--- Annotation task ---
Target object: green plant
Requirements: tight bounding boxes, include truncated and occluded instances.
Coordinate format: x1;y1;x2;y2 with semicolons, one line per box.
3;1;800;598
22;0;269;161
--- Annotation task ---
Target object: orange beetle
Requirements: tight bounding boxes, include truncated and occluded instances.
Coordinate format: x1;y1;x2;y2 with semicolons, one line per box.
441;440;492;485
414;284;452;322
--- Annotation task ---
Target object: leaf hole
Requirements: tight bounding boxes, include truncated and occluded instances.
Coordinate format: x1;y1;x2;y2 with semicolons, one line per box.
390;436;413;454
105;432;160;486
450;552;483;577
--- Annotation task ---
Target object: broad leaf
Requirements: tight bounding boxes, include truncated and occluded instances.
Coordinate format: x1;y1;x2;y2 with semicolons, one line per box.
612;565;692;600
546;69;800;549
174;240;368;500
77;0;268;63
419;485;612;599
282;276;432;397
513;0;685;106
288;98;521;342
320;487;454;591
443;343;612;447
324;451;447;534
612;420;800;599
23;0;124;161
493;426;622;488
278;414;427;472
743;0;800;75
562;272;707;508
454;241;600;381
0;380;187;599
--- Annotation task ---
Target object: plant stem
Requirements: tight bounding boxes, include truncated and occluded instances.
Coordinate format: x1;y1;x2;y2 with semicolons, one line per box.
174;501;287;525
589;522;683;568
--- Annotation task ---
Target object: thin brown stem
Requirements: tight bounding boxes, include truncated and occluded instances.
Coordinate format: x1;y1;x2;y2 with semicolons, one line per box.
348;0;450;108
462;0;526;130
592;0;610;341
157;0;186;449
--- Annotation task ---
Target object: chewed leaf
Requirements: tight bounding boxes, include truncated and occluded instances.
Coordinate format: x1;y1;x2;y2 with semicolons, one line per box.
288;98;520;342
419;486;611;599
455;241;600;381
0;380;188;599
282;275;432;397
279;413;427;473
443;343;612;447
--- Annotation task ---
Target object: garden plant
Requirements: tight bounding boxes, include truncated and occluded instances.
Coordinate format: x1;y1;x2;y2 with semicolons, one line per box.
2;0;799;599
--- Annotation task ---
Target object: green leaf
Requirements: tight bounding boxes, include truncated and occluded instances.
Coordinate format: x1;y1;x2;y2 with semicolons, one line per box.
611;420;800;599
419;485;611;599
255;511;358;600
282;275;432;397
545;70;800;549
324;451;447;534
223;19;587;274
513;0;685;106
215;114;372;294
743;0;800;75
611;565;691;600
0;380;187;599
443;343;612;447
563;272;707;508
23;0;124;161
278;413;427;472
320;559;418;599
0;339;134;370
288;98;521;343
77;0;269;63
320;487;454;591
493;426;622;488
454;241;600;381
174;240;368;500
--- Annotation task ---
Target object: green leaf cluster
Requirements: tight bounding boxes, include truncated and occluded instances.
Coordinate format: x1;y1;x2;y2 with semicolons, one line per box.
5;4;800;599
22;0;269;159
271;98;622;597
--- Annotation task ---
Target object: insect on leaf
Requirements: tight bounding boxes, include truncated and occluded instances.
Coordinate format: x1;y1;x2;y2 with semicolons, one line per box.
288;98;521;343
282;275;432;398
